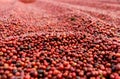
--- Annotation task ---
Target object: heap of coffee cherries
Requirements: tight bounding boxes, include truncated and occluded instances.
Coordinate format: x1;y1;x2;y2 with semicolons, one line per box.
0;14;120;79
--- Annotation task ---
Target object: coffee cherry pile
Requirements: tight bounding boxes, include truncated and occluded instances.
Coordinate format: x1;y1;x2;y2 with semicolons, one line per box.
0;30;120;79
0;12;120;79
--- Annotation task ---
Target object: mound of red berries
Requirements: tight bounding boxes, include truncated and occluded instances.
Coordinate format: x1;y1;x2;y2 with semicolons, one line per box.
0;10;120;79
0;29;120;79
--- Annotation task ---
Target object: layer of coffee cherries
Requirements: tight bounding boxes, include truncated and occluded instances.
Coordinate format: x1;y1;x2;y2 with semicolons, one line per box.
0;31;120;79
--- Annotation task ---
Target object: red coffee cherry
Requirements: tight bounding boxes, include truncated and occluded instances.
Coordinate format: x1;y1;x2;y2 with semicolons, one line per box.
19;0;36;3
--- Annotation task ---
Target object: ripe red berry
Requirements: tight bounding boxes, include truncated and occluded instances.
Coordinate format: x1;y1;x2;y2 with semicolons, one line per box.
19;0;36;3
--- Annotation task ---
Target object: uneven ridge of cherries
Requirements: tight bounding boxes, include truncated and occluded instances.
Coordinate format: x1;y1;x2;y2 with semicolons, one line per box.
0;15;120;79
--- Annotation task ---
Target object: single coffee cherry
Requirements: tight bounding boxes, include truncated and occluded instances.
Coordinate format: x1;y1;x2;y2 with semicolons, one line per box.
19;0;36;3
